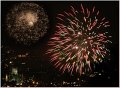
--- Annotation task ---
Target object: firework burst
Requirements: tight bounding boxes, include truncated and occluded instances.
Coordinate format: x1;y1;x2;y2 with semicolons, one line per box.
47;4;112;75
6;2;49;45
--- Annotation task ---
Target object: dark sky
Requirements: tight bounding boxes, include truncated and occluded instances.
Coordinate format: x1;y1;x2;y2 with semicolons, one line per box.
1;1;119;87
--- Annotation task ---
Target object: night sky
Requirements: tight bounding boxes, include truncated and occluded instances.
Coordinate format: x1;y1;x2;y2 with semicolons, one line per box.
1;1;119;87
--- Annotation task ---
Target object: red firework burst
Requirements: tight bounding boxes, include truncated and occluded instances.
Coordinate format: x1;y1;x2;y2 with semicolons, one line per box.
46;4;111;75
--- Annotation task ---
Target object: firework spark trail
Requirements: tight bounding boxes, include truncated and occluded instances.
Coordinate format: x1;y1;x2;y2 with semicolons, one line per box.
6;2;49;45
47;4;111;75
